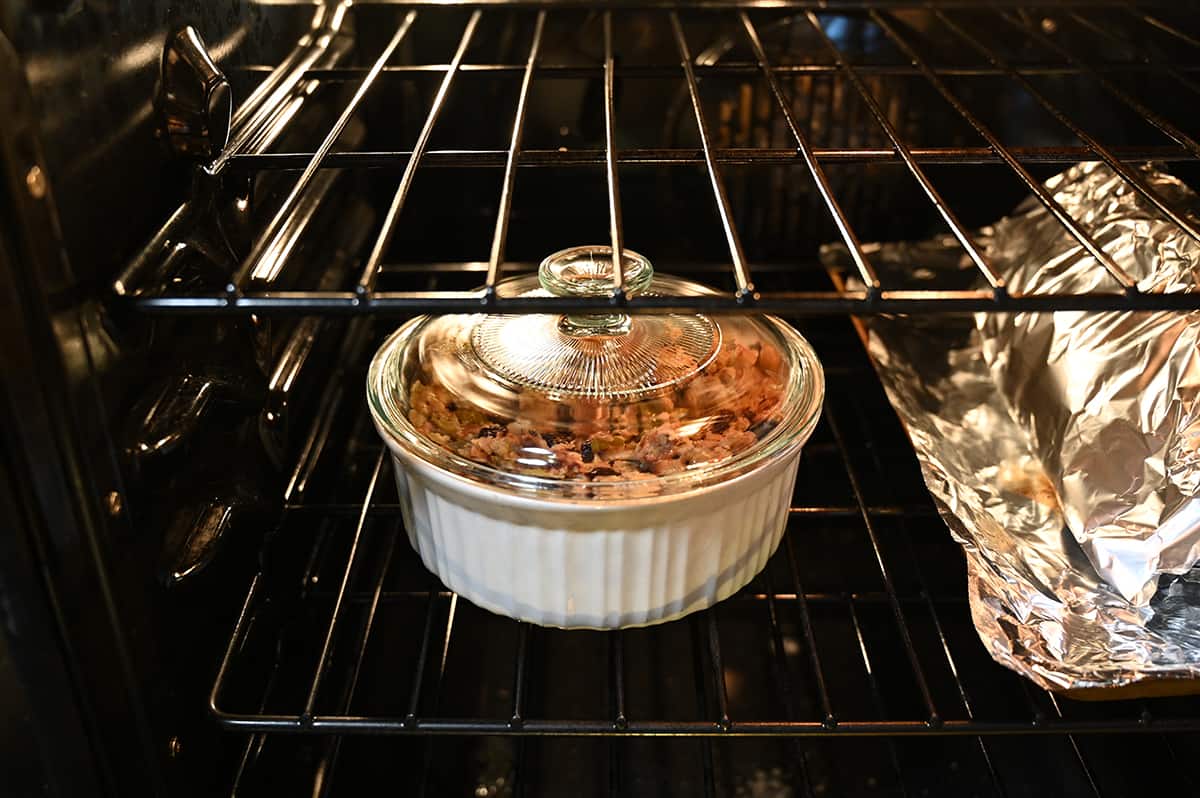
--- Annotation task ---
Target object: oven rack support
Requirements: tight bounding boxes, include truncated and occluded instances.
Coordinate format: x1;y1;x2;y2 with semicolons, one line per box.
117;2;1200;316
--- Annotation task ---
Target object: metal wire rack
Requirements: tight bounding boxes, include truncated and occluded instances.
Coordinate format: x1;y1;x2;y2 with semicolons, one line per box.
124;3;1200;791
116;2;1200;316
211;312;1200;796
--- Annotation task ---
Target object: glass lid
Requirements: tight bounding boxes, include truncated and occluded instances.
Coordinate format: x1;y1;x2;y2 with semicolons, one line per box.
368;246;824;500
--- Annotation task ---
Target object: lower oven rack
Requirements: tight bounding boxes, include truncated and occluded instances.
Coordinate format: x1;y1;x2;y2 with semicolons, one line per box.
208;317;1200;747
209;316;1200;795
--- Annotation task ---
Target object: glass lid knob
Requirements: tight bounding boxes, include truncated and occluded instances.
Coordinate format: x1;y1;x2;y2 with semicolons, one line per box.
469;246;721;399
539;245;653;336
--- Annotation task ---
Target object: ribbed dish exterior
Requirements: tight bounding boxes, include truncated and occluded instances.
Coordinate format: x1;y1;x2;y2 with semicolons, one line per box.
386;443;802;629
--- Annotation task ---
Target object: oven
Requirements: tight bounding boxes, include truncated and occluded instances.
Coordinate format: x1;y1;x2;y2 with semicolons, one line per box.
3;1;1200;796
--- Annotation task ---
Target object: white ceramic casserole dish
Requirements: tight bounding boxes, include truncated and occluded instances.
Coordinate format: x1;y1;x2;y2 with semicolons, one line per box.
368;246;824;628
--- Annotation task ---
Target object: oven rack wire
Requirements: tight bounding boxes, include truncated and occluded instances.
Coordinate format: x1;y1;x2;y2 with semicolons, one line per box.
115;2;1200;316
209;319;1200;797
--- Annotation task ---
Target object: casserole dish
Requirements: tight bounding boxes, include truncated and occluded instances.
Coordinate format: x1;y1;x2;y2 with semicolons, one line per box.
368;246;824;628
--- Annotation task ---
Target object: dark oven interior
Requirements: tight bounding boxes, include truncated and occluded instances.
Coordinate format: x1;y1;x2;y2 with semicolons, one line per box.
5;2;1200;797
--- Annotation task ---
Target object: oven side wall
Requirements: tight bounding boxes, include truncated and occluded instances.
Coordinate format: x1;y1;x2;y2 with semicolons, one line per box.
0;3;313;796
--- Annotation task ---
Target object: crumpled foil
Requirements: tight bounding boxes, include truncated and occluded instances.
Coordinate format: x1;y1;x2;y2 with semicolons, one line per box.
979;163;1200;607
821;162;1200;691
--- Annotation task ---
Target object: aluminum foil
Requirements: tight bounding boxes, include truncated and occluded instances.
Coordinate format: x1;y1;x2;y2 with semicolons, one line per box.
821;162;1200;691
979;163;1200;607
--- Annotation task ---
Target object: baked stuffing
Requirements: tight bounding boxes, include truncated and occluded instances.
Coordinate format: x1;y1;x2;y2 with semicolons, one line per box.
406;340;786;482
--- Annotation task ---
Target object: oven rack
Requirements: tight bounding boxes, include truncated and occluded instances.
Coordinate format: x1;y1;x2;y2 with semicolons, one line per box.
116;2;1200;316
209;318;1200;798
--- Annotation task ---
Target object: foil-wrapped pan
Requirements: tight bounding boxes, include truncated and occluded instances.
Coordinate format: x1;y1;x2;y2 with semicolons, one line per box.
821;162;1200;693
979;163;1200;607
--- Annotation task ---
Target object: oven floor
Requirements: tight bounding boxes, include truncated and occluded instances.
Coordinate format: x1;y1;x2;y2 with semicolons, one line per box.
212;315;1200;798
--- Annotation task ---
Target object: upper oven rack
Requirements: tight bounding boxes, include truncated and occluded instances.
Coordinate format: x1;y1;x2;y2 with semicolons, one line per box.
116;2;1200;315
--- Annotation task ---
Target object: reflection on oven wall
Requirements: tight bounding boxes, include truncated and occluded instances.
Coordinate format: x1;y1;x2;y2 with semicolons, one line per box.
1;0;303;288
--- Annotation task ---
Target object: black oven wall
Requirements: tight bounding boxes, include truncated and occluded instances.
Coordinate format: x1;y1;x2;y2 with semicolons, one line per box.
0;3;315;797
0;228;106;797
0;26;142;794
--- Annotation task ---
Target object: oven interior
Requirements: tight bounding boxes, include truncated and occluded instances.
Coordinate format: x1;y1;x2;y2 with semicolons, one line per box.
5;2;1200;797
